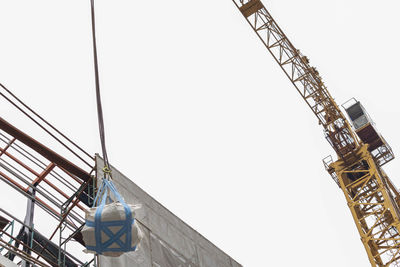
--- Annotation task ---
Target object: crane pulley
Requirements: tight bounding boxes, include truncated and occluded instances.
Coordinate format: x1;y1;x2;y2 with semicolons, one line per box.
232;0;400;266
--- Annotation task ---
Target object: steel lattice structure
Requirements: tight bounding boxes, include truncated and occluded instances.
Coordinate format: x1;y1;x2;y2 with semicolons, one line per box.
0;85;96;266
232;0;400;266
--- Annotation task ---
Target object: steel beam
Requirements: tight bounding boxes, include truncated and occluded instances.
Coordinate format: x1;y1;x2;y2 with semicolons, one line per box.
0;117;91;182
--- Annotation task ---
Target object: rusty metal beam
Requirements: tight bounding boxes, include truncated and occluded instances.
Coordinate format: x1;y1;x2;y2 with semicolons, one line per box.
0;168;60;218
0;137;15;157
31;163;56;186
0;146;40;177
0;117;91;182
27;163;85;211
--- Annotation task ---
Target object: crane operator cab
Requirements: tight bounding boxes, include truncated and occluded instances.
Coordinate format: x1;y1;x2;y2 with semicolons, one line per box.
342;98;394;166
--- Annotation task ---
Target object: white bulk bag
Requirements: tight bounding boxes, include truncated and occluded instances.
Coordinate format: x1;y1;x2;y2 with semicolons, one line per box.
81;179;143;257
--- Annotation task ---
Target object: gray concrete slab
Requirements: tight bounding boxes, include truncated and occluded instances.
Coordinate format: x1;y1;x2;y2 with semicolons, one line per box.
96;156;241;267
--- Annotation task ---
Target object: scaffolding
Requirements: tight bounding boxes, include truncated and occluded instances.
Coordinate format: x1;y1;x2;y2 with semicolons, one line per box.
0;84;97;266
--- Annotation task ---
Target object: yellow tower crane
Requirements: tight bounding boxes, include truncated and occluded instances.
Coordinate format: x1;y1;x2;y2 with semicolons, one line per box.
232;0;400;266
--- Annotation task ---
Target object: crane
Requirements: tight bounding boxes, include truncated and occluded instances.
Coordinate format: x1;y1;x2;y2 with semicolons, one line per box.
231;0;400;266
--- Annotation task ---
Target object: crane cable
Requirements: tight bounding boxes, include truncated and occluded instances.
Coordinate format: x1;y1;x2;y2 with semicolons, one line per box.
90;0;111;176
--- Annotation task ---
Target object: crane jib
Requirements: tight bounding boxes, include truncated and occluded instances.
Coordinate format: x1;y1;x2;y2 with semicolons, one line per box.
234;0;358;158
239;0;263;17
232;0;400;266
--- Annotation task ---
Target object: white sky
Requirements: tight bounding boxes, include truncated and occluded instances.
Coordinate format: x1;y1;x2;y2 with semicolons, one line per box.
1;0;400;266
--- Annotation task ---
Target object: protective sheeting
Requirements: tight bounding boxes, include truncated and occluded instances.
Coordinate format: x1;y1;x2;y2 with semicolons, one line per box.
95;156;242;267
150;233;191;267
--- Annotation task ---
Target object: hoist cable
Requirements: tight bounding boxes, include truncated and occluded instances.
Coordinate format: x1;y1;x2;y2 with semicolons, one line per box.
90;0;110;171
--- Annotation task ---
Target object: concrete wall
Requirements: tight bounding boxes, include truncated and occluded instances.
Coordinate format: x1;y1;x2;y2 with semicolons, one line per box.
96;156;241;267
0;254;18;267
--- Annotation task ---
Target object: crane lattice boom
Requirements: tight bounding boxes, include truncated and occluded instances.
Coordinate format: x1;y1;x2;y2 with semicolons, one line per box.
232;0;400;266
233;0;358;158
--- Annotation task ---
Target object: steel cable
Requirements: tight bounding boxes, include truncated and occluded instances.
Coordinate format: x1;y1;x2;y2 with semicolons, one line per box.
90;0;110;170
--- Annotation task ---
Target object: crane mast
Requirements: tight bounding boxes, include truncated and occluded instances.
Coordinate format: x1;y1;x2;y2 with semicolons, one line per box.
232;0;400;266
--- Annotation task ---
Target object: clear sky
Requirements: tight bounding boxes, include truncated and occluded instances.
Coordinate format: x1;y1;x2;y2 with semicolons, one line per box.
1;0;400;266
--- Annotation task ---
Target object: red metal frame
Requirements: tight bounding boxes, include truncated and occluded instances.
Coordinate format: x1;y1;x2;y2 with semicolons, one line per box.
0;117;91;182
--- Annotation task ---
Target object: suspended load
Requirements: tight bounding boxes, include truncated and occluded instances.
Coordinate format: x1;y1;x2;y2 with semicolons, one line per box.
81;179;143;257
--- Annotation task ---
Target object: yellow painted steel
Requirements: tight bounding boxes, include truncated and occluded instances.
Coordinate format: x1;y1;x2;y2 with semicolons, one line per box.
233;0;359;158
231;0;400;265
330;145;400;266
